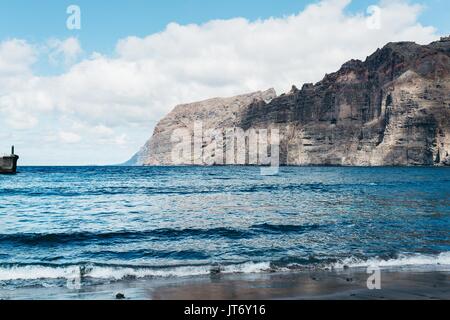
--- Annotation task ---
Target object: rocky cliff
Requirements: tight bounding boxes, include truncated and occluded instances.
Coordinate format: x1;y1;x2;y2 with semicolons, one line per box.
128;38;450;166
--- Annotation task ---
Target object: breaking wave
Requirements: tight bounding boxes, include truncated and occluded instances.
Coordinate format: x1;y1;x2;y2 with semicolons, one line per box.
0;261;272;282
1;252;449;284
333;252;450;270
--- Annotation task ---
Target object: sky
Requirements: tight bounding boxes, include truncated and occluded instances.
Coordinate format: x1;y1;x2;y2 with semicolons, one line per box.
0;0;448;165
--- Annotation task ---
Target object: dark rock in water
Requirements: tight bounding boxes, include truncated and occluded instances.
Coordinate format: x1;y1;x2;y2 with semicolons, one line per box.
343;265;350;270
79;265;93;277
0;146;19;174
115;293;126;300
210;264;223;275
346;278;353;282
127;38;450;167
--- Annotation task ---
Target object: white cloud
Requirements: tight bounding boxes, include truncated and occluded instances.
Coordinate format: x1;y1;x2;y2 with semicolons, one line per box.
47;37;83;66
92;124;114;136
4;107;38;129
0;39;36;76
114;133;128;146
0;0;441;164
59;131;81;144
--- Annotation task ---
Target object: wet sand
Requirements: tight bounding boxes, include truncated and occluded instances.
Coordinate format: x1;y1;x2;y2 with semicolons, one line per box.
1;268;449;300
149;269;450;300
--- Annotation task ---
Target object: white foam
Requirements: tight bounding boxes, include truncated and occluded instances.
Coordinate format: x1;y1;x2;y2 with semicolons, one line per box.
222;261;271;274
2;253;447;283
333;252;450;270
0;261;272;282
0;265;80;281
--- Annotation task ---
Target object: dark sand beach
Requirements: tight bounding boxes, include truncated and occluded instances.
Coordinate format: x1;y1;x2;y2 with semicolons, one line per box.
1;268;449;300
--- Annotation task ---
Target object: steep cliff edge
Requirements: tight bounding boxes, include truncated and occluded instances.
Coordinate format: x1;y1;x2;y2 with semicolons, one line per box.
127;38;450;166
127;89;277;165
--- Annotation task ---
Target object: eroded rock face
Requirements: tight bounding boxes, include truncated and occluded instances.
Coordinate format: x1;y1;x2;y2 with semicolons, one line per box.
127;38;450;166
128;89;277;165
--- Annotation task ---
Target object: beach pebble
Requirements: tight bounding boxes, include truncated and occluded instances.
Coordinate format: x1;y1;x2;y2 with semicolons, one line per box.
115;293;126;300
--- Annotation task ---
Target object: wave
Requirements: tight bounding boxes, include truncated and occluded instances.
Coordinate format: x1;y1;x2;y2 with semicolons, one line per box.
0;227;251;245
0;261;272;282
333;252;450;269
0;181;388;197
0;222;334;245
1;252;449;284
86;248;210;260
251;223;323;233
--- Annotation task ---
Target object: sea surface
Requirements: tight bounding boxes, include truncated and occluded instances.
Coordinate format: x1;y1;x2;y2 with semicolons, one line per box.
0;166;449;293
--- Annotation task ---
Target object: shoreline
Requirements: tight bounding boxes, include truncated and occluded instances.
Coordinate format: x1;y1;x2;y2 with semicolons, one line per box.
1;268;449;300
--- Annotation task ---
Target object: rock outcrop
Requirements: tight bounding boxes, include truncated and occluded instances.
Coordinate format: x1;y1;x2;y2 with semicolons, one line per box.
127;38;450;166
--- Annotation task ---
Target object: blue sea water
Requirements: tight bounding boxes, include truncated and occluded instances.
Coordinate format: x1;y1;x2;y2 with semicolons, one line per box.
0;166;449;290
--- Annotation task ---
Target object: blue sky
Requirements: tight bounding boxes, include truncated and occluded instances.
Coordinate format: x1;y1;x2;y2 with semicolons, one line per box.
0;0;448;63
0;0;447;165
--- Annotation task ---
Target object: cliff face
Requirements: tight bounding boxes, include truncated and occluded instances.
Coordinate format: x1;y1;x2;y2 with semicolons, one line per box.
128;89;277;165
128;38;450;166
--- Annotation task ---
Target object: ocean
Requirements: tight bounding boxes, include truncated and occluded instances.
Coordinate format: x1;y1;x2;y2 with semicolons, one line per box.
0;166;449;296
